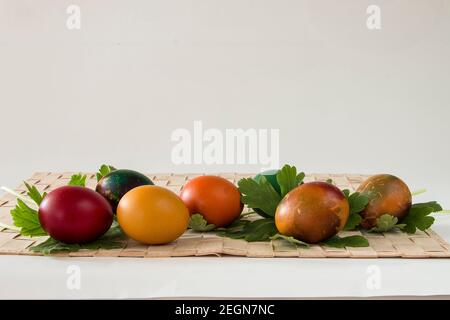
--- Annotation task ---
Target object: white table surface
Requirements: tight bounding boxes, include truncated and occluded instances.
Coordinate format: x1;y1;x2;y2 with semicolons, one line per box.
1;214;450;299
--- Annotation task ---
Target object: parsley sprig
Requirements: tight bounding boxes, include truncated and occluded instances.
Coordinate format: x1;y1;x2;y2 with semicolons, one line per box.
216;218;278;242
238;164;304;218
321;235;369;248
24;182;47;205
96;164;117;182
370;214;405;233
10;183;47;237
189;214;216;232
402;202;442;234
11;199;46;236
369;202;443;234
238;178;281;217
277;165;305;198
342;190;369;231
68;173;87;187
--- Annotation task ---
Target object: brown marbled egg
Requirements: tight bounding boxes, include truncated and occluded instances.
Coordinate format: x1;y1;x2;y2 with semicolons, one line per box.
275;182;349;243
357;174;412;229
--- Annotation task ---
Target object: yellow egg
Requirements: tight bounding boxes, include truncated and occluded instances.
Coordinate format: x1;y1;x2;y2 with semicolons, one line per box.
117;185;189;245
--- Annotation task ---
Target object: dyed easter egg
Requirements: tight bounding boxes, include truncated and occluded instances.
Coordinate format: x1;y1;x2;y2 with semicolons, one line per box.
275;182;350;243
357;174;412;229
254;170;281;194
118;185;190;245
39;186;113;244
95;169;154;212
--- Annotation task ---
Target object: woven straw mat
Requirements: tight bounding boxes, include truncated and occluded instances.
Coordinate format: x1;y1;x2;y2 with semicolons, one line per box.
0;172;448;258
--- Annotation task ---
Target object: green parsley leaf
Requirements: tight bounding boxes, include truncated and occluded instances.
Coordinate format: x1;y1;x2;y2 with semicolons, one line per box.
342;189;350;198
270;234;309;247
215;228;245;239
411;201;442;212
296;172;306;185
244;219;278;242
369;214;405;233
343;213;362;231
96;164;117;182
217;218;278;242
189;213;216;232
348;191;370;214
10;199;47;236
215;217;250;232
342;190;369;231
24;182;47;205
402;201;442;234
276;164;305;197
81;222;127;250
322;235;369;248
31;238;80;254
68;173;87;187
30;222;126;254
238;177;281;217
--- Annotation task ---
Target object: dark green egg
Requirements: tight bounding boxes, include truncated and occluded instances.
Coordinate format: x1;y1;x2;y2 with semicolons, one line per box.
95;169;154;212
254;169;281;194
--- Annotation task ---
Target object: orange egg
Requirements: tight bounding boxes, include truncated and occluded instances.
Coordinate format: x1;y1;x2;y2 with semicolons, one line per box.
117;185;189;245
180;175;243;227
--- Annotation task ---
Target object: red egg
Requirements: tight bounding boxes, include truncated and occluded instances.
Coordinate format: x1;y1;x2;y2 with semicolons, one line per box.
38;186;113;244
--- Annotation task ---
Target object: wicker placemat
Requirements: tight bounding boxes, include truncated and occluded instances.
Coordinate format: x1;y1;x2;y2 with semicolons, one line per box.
0;172;449;258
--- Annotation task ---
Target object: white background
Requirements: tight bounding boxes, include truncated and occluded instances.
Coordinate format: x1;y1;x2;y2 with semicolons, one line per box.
1;0;450;299
1;1;449;201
